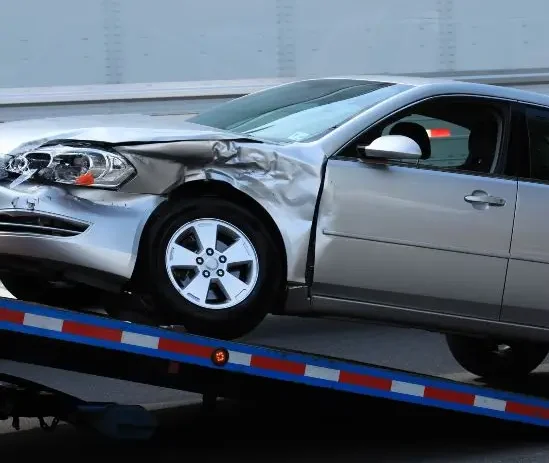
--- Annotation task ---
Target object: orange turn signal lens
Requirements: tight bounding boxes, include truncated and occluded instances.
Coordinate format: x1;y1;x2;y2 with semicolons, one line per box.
211;347;229;367
75;172;95;186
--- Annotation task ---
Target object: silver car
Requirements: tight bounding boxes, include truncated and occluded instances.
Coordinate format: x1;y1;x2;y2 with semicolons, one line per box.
1;75;549;380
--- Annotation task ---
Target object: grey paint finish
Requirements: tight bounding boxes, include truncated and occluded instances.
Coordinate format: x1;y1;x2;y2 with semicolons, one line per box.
501;181;549;327
3;76;549;341
0;183;162;280
0;110;325;284
313;162;517;320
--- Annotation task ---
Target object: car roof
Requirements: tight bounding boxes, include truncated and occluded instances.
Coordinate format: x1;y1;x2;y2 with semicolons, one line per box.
302;74;549;108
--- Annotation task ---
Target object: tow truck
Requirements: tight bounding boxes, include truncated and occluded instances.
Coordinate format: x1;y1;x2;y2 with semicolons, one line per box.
1;294;549;441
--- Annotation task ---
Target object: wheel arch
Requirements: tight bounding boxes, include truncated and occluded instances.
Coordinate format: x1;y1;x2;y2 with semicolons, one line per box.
132;179;288;285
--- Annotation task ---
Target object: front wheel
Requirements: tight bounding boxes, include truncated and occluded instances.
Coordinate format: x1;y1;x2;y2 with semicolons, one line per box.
446;334;549;380
141;197;285;339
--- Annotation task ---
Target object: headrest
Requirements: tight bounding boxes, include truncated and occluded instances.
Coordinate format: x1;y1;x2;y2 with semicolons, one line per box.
390;122;431;160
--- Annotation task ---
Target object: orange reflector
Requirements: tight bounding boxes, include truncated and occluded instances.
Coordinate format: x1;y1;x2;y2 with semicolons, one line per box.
75;172;95;185
427;128;451;138
211;347;229;366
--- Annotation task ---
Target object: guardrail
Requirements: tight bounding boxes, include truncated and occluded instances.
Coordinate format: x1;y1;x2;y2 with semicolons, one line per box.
1;70;549;122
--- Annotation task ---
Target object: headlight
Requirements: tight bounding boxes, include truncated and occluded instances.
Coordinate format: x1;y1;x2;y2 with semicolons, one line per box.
5;145;136;189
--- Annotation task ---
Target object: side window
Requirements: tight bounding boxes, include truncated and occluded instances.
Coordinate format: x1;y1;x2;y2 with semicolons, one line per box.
525;108;549;182
382;116;470;168
357;98;505;175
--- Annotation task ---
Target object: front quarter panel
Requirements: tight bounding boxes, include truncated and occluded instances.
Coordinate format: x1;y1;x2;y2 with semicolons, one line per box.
185;142;327;284
118;140;328;284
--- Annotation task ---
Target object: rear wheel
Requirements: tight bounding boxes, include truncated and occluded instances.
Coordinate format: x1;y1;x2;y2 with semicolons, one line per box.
140;197;285;339
446;334;549;380
1;274;101;310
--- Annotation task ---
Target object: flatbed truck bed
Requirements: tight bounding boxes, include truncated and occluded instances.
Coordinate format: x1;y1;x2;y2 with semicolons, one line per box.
0;295;549;439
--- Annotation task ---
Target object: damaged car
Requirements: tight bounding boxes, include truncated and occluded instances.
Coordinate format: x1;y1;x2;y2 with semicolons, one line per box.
3;75;549;380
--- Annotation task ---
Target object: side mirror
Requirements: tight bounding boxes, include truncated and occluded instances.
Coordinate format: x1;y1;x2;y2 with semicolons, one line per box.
357;135;422;160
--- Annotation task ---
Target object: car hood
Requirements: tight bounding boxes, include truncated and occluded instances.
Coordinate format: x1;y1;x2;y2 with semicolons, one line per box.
0;113;257;155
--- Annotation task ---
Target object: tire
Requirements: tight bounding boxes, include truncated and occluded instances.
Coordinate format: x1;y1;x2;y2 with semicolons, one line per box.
141;197;285;339
446;334;549;380
1;274;101;310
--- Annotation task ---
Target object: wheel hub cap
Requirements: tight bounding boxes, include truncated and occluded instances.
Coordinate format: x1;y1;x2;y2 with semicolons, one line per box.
204;257;219;271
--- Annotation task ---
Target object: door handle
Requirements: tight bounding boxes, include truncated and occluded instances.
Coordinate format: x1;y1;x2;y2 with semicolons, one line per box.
464;191;506;207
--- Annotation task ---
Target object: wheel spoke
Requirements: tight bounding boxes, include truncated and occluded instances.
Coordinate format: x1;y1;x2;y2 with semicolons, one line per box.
168;244;199;268
194;223;218;252
223;238;253;266
184;275;211;305
218;273;249;302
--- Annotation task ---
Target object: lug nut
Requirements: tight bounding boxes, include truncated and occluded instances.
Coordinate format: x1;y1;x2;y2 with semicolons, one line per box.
202;270;210;278
196;257;204;265
217;269;224;277
219;255;227;263
206;248;214;256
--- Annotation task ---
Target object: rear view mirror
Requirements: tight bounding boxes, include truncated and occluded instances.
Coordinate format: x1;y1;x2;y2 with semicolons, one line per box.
357;135;422;160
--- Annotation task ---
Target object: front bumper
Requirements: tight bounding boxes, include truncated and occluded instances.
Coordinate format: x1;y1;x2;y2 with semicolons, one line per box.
0;182;164;280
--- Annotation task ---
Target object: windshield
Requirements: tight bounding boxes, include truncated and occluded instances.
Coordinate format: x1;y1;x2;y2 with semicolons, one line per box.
189;79;406;143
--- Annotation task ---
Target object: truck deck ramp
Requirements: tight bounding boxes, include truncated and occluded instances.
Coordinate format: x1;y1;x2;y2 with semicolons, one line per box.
0;295;548;437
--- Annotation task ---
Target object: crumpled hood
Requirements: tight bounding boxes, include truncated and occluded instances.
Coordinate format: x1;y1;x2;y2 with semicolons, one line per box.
0;113;251;156
0;115;322;288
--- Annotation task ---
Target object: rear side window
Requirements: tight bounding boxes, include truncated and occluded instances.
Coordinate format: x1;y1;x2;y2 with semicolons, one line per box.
525;107;549;182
